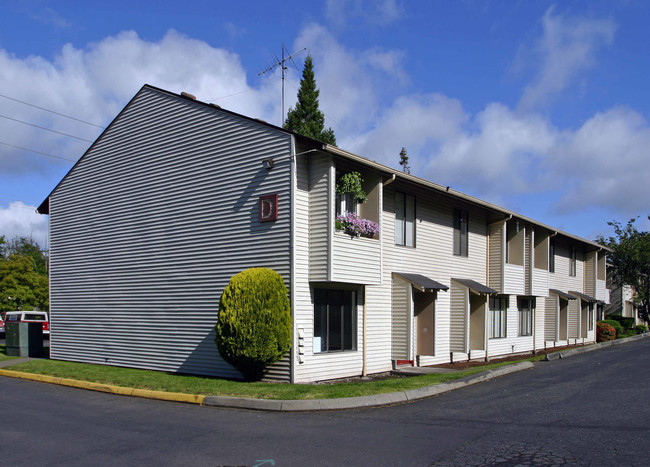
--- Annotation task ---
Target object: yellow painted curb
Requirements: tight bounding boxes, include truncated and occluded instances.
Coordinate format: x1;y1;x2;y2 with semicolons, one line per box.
0;369;205;405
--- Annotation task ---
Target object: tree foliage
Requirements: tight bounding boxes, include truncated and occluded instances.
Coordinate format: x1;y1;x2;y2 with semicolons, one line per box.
399;147;410;174
283;55;337;145
215;268;292;381
0;235;49;312
597;217;650;324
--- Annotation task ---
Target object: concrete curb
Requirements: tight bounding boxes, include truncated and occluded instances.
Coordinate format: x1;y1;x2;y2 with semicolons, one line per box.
544;332;650;361
5;333;647;412
0;369;205;405
202;361;535;412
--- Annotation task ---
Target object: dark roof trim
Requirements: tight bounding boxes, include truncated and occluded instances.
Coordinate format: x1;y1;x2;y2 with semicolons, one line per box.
569;291;599;302
452;278;497;295
549;289;577;300
393;272;449;292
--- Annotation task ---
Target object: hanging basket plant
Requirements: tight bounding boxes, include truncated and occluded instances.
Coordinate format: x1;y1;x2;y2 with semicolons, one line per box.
336;171;367;203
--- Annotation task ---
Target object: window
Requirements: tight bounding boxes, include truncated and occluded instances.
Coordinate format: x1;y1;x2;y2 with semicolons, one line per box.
518;298;533;337
395;192;415;247
549;239;555;273
506;221;524;265
489;296;507;339
313;289;357;353
569;246;577;277
336;192;357;216
453;209;468;256
588;304;594;331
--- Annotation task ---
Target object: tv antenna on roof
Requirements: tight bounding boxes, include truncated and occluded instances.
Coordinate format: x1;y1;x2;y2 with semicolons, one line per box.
258;44;306;125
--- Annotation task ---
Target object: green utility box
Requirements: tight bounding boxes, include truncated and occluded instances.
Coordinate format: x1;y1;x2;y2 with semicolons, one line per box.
5;322;44;358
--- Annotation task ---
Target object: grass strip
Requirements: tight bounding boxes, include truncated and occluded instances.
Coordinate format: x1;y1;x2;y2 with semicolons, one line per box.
0;345;19;362
5;356;542;400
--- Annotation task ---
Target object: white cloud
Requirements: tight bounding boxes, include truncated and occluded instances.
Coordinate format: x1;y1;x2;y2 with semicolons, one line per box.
0;29;281;175
552;107;650;213
517;7;616;111
0;202;48;249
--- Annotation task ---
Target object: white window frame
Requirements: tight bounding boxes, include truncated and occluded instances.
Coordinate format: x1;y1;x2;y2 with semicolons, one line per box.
453;209;468;256
489;296;507;339
518;298;533;337
395;192;415;247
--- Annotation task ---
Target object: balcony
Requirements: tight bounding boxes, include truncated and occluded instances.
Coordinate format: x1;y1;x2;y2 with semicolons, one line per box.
307;152;381;285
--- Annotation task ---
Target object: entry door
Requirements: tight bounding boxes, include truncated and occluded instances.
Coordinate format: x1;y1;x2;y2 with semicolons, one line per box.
414;291;435;356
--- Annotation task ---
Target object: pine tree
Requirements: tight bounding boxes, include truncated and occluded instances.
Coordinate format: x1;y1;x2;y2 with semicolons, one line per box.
399;147;410;174
284;55;337;145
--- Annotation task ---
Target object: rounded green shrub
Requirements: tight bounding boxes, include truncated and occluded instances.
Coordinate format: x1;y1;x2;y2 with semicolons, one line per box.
597;321;616;342
215;268;292;381
635;324;648;334
601;319;624;339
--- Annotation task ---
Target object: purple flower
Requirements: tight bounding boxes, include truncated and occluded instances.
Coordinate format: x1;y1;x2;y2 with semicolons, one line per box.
336;212;380;238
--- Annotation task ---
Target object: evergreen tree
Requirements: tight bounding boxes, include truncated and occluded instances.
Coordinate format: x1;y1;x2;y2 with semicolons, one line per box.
399;147;410;174
284;55;337;145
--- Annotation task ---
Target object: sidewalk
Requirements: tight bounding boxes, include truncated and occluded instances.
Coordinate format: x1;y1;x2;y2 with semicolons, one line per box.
1;332;648;412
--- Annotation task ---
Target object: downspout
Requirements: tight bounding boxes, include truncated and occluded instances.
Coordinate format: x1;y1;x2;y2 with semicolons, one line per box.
362;285;367;376
484;294;490;362
532;301;537;354
383;173;396;186
549;231;559;346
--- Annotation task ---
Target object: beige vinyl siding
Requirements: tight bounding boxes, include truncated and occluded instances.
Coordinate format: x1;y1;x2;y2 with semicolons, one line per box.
332;234;381;284
450;282;468;353
535;297;545;350
293;148;311;381
504;263;526;295
48;86;292;380
308;152;330;281
544;295;558;341
382;183;487;364
488;223;504;292
391;277;411;360
567;298;580;340
531;268;549;297
584;251;596;297
524;229;532;295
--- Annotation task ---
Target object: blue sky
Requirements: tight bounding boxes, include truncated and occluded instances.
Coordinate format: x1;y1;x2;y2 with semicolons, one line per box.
1;0;649;248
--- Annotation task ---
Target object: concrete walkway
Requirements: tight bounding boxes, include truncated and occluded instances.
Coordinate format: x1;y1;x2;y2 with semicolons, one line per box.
0;357;33;368
1;332;648;412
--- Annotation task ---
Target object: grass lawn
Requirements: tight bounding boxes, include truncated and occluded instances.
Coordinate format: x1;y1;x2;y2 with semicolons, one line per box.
3;356;543;400
0;345;19;361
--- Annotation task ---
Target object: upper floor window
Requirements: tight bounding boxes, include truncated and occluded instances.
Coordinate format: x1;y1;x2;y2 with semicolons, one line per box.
336;192;357;216
453;209;468;256
569;246;577;277
549;239;556;273
395;192;415;247
506;221;524;266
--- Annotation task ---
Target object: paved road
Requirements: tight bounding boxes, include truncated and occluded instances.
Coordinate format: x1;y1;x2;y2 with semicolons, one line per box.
1;339;649;466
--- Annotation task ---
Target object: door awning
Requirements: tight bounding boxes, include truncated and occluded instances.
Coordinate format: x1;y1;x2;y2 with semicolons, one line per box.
452;278;497;295
569;291;598;302
393;272;449;292
549;289;577;300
